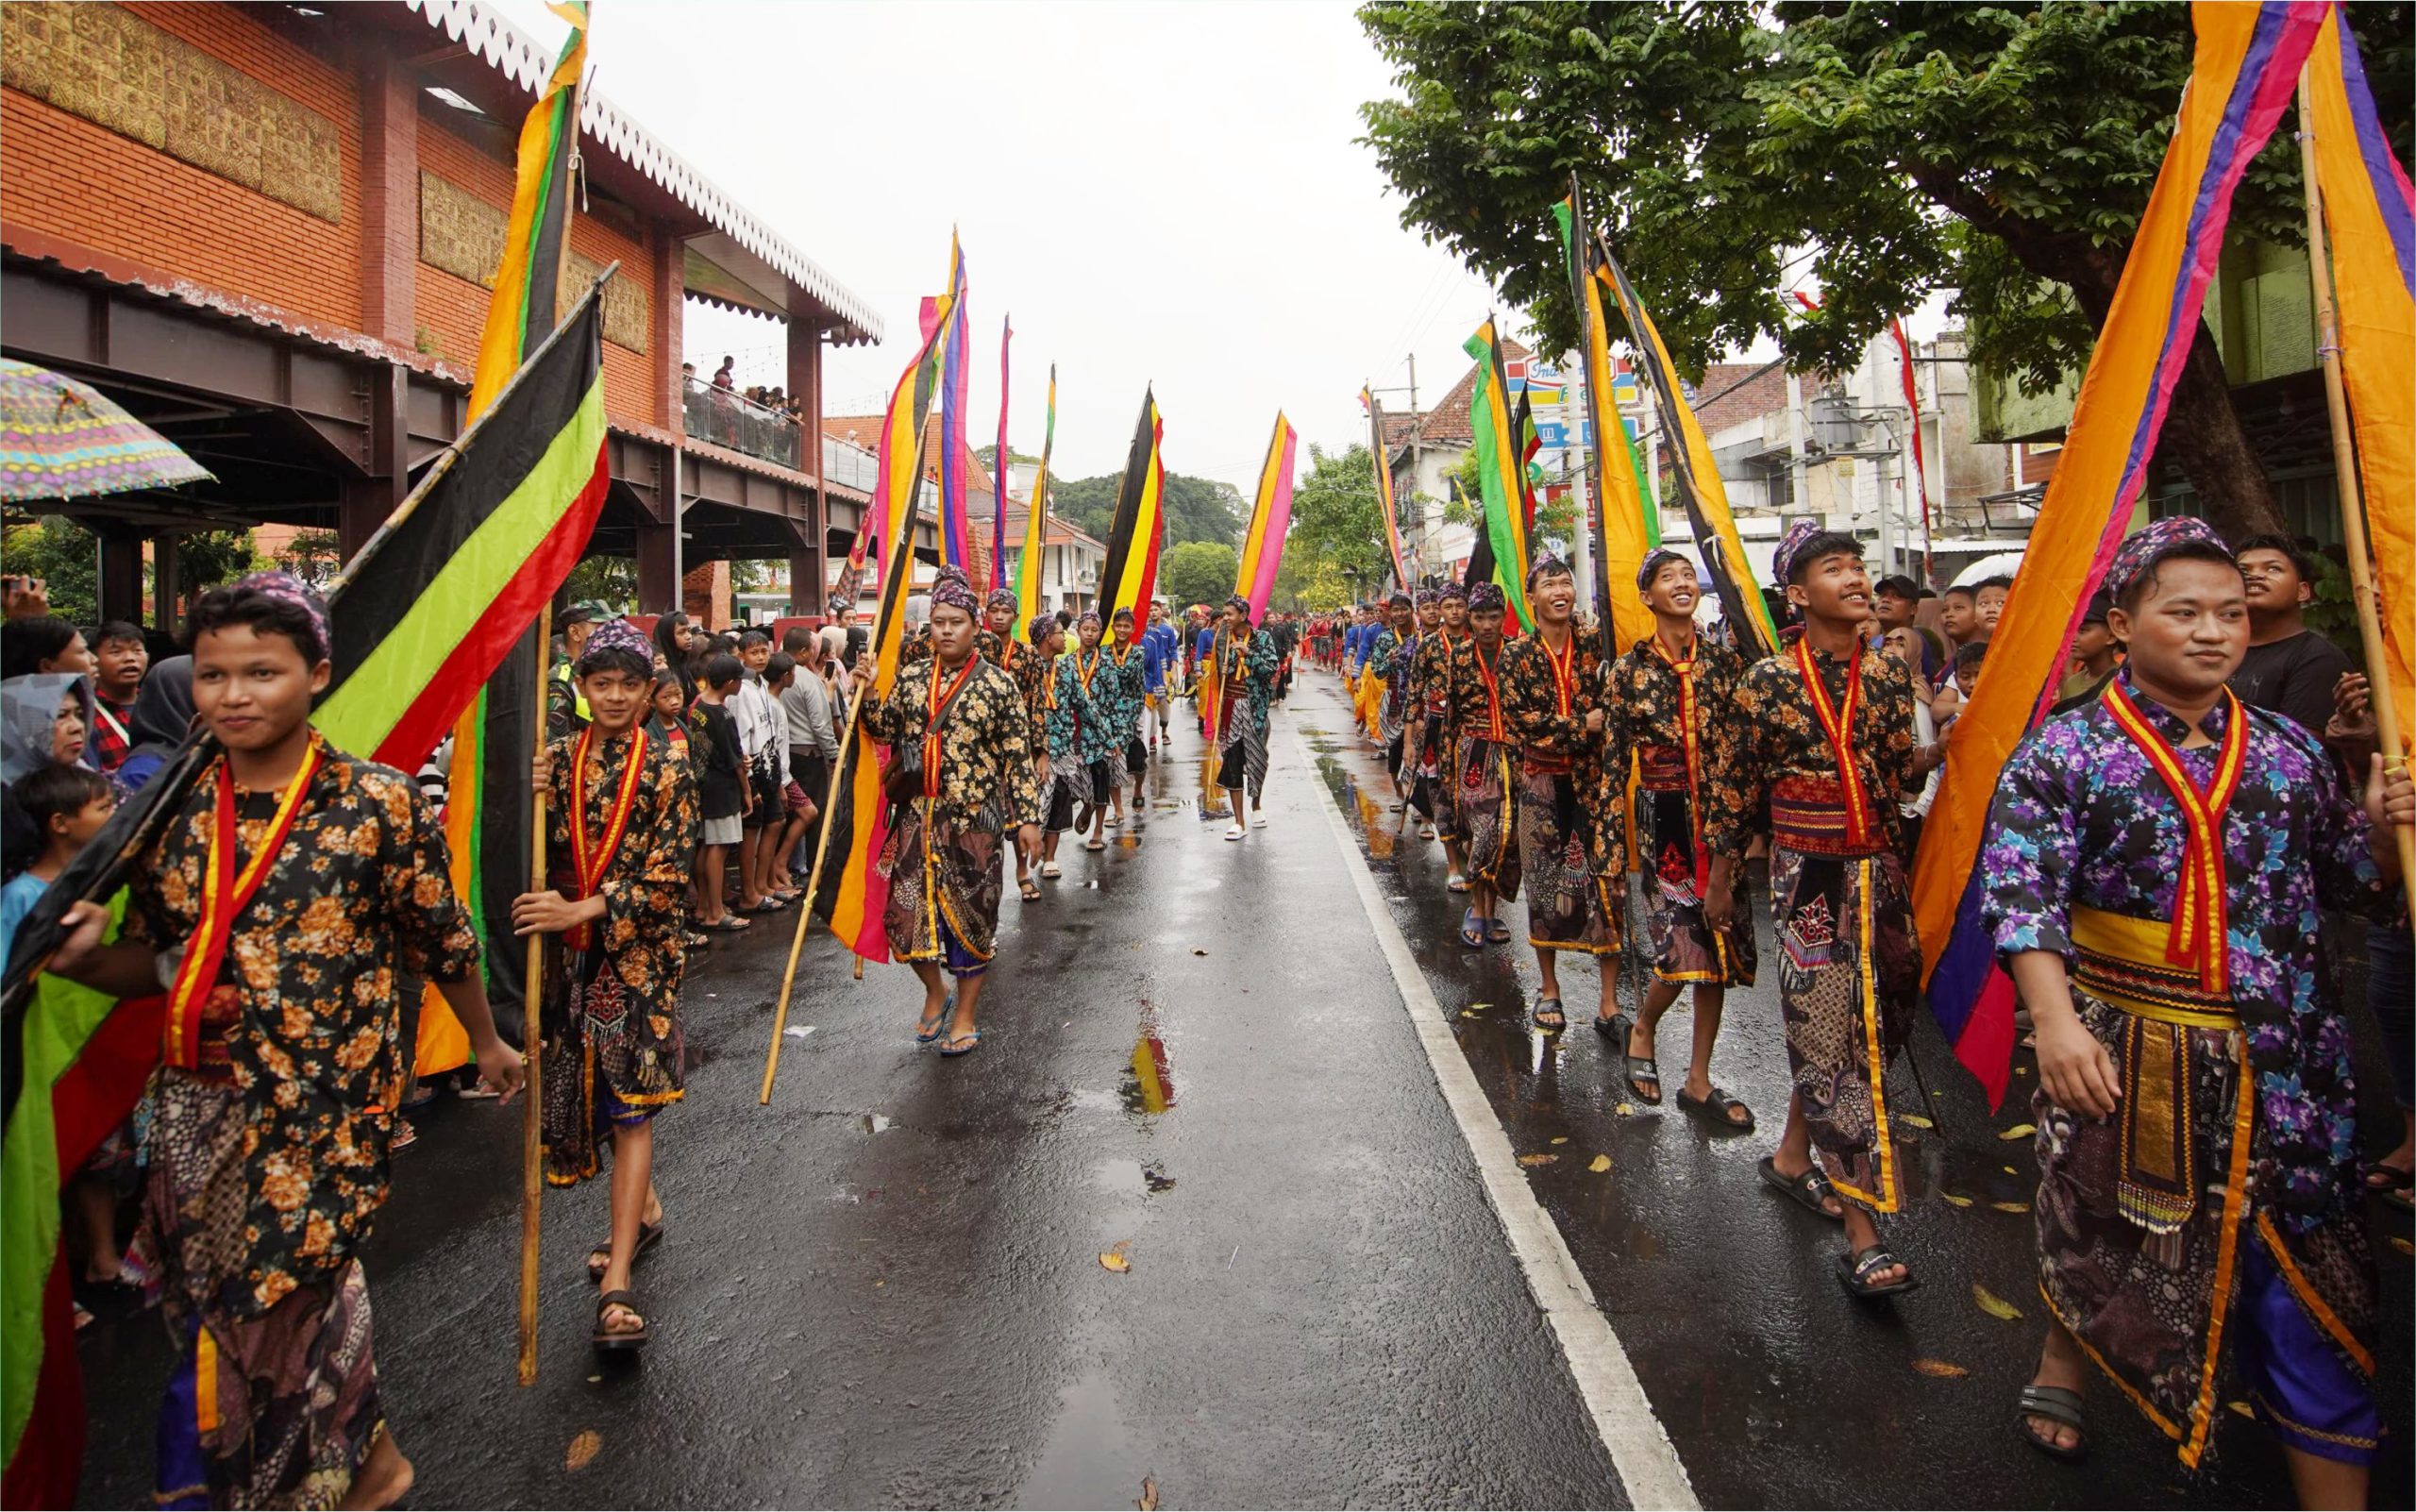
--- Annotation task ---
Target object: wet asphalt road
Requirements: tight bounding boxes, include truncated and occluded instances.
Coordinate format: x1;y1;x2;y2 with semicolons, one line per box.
1288;669;2413;1510
78;701;1621;1509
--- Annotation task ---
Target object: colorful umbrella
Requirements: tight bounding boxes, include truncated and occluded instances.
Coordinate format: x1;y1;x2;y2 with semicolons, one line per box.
0;358;212;504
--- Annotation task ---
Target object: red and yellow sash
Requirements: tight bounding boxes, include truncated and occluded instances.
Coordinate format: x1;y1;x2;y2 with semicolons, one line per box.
1471;642;1507;742
1652;633;1709;890
164;738;323;1069
1793;637;1873;851
923;654;980;801
565;725;648;952
1540;630;1578;721
2101;680;2248;995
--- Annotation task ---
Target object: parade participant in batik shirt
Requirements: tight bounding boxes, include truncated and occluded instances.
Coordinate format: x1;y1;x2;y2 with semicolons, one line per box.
1703;524;1940;1302
1982;518;2408;1497
87;620;147;772
853;567;1044;1058
1410;583;1472;887
1396;590;1443;836
1497;555;1622;1032
1601;549;1756;1126
1208;595;1280;842
1369;592;1416;768
1104;607;1151;820
52;572;525;1512
512;618;698;1354
1051;611;1114;856
986;596;1053;899
1447;584;1521;947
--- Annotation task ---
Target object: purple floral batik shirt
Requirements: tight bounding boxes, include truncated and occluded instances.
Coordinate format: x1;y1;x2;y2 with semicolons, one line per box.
1981;672;2393;1232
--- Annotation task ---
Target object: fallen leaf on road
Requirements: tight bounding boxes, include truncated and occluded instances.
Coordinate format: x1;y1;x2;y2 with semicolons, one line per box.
1588;1155;1611;1173
1099;1241;1132;1273
1999;1123;2038;1140
1551;1136;1569;1145
1898;1113;1935;1130
2226;1401;2256;1419
1991;1201;2030;1214
1912;1359;1969;1378
2391;1235;2414;1257
565;1431;601;1471
1614;1102;1636;1117
2014;1066;2031;1076
2003;1166;2020;1176
783;1026;816;1039
1468;1001;1493;1011
1191;948;1208;956
1971;1284;2023;1320
1460;1010;1480;1019
1137;1473;1160;1510
1939;1193;1972;1207
1517;1153;1557;1167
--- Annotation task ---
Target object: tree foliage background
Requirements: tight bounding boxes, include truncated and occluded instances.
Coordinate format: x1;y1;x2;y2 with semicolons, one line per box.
3;515;262;626
1050;470;1243;549
1162;540;1240;609
1356;0;2414;540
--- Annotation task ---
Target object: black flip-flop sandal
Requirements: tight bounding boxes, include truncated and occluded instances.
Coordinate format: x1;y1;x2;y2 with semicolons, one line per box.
585;1218;666;1283
2364;1161;2413;1212
1837;1244;1920;1300
697;916;751;933
1459;909;1486;949
1758;1154;1845;1220
594;1289;648;1351
1626;1057;1665;1105
1531;999;1566;1031
1487;918;1514;944
2015;1385;2089;1461
1676;1084;1755;1134
1593;1011;1628;1041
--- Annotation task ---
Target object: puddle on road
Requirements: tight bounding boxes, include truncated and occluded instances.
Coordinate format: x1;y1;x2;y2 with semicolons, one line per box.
1093;1156;1178;1195
1121;1015;1175;1117
1012;1369;1148;1511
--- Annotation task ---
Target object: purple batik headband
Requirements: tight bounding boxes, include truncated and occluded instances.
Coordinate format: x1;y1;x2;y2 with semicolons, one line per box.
1636;548;1692;593
2105;515;2231;606
578;617;654;670
229;570;330;660
1770;519;1824;593
930;566;981;614
1468;582;1506;613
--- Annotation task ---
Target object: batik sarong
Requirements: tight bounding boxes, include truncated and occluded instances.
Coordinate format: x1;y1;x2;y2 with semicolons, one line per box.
1636;744;1754;986
1215;689;1268;801
1517;758;1616;950
881;794;1006;972
541;945;685;1187
1455;733;1520;899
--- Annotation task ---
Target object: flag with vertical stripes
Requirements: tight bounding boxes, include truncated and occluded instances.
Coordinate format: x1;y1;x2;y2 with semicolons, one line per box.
992;314;1013;591
1594;241;1776;658
1463;319;1534;630
828;295;953;963
1360;389;1412;591
925;233;973;575
1014;366;1055;639
1096;390;1166;620
1916;0;2327;1107
1236;412;1299;624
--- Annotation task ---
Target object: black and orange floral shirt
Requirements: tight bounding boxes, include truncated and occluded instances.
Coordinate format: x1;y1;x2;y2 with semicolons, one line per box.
545;725;698;1017
1497;625;1608;763
128;744;479;1317
988;635;1053;755
1603;631;1751;805
1444;636;1515;744
861;655;1045;833
1703;640;1918;857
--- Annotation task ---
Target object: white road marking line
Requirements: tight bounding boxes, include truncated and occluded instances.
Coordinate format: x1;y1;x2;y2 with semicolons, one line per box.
1291;714;1701;1512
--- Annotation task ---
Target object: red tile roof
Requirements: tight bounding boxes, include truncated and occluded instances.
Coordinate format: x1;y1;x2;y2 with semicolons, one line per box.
1392;335;1531;451
1689;361;1790;438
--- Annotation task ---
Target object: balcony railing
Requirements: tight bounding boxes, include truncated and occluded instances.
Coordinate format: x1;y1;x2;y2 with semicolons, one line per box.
684;378;801;469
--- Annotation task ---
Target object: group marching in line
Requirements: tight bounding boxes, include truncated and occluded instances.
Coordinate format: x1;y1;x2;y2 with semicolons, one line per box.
2;512;2409;1508
1310;520;2410;1507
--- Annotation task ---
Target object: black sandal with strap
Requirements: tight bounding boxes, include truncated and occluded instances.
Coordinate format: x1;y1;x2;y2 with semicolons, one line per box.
593;1289;648;1351
1531;998;1567;1031
1675;1084;1755;1134
1757;1155;1845;1220
1626;1056;1664;1105
2015;1385;2089;1461
1836;1244;1920;1300
585;1217;665;1283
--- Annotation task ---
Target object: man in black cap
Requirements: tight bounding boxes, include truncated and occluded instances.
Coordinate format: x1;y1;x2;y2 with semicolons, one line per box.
549;602;608;738
2052;590;2122;714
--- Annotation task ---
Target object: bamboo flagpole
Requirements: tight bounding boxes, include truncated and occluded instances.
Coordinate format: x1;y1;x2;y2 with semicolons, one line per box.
760;690;868;1103
516;603;552;1386
2296;69;2416;882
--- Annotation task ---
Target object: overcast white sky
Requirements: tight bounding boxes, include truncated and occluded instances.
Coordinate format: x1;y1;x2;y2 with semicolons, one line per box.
485;0;1513;498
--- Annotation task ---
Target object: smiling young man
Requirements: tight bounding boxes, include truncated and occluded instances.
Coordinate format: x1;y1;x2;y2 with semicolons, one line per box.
1498;554;1623;1033
1704;524;1940;1302
1602;550;1755;1128
853;567;1043;1057
1982;520;2408;1499
2228;533;2352;738
1207;595;1280;841
52;572;524;1511
513;618;698;1354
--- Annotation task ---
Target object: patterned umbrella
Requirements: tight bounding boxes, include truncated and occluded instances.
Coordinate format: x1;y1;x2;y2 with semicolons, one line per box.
0;358;212;503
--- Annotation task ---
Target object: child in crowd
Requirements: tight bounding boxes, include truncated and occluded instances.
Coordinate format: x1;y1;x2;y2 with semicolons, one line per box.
87;620;148;771
689;653;749;933
759;651;813;899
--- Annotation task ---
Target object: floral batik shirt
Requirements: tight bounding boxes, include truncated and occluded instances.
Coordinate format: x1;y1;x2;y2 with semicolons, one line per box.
545;724;698;1014
989;636;1053;754
1981;675;2394;1232
1703;638;1917;857
1603;631;1750;814
862;655;1046;833
128;744;479;1317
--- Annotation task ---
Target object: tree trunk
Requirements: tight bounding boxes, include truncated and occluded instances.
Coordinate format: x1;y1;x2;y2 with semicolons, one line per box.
2155;323;2290;543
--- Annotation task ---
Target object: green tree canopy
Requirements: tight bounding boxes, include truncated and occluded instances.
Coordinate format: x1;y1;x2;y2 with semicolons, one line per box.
1285;443;1390;596
1162;540;1240;608
1358;0;2414;542
1049;469;1243;549
1;515;261;626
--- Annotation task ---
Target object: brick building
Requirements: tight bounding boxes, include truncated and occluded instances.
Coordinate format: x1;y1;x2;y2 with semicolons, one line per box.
1;0;900;626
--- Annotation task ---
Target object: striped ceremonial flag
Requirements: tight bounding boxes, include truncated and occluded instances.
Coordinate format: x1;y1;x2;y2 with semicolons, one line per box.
2306;4;2412;772
1014;364;1055;640
992;314;1013;591
1555;194;1653;659
1916;0;2326;1107
1097;390;1166;620
828;299;952;963
1464;318;1535;630
924;232;974;575
1360;388;1412;590
1594;241;1776;658
1236;412;1299;623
